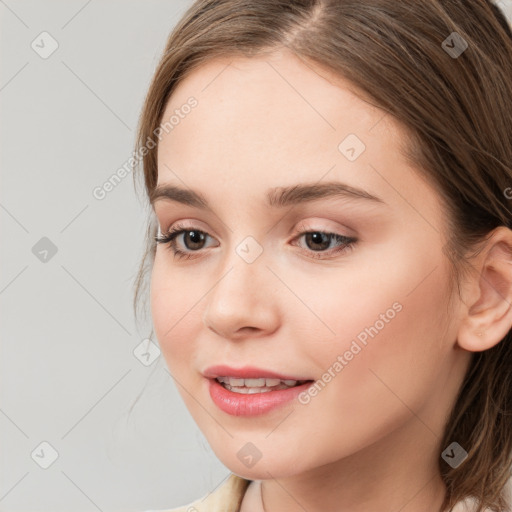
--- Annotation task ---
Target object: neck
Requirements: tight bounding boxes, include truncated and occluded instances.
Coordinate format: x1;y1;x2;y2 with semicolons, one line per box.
253;418;447;512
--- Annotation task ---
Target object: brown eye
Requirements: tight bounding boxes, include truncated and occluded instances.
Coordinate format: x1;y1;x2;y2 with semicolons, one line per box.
292;229;357;260
304;232;332;251
154;223;219;261
181;230;207;250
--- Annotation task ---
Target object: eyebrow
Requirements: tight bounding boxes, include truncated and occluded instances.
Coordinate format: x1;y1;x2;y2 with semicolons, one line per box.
150;181;386;210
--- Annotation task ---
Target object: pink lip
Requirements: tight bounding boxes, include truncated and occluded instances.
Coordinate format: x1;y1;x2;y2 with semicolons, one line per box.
203;365;314;417
203;364;309;380
207;378;314;416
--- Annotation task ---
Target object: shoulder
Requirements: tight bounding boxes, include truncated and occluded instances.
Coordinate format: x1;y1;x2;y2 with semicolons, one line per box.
143;473;252;512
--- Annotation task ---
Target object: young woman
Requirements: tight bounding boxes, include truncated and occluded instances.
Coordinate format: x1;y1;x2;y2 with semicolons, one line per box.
133;1;512;510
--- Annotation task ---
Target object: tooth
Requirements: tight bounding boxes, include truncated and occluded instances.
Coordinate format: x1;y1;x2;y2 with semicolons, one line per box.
220;376;305;393
228;377;245;386
234;387;273;394
244;378;266;387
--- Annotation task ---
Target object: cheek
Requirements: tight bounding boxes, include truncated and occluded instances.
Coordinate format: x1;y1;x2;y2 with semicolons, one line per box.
294;245;453;443
150;256;201;374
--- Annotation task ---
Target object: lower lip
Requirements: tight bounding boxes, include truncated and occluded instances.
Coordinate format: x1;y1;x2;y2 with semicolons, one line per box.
208;378;313;417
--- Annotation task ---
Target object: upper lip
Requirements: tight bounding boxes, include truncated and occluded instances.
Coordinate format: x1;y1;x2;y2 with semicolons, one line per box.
203;365;312;381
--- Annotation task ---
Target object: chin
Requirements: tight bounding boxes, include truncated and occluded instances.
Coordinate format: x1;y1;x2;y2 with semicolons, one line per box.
211;445;312;480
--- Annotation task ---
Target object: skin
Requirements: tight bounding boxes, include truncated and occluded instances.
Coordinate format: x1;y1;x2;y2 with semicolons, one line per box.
150;49;512;512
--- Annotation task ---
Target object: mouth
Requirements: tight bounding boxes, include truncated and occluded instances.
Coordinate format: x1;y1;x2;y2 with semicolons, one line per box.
214;376;311;394
204;365;315;415
206;369;315;416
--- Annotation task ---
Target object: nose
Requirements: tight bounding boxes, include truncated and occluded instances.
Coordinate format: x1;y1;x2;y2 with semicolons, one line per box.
202;250;280;340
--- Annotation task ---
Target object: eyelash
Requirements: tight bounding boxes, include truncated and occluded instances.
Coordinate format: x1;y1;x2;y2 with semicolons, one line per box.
154;221;357;261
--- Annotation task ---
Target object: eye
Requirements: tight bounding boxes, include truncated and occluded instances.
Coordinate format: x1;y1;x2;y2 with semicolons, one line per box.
154;222;217;260
291;226;357;260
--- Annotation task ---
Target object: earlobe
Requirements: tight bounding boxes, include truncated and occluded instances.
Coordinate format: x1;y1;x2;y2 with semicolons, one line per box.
456;226;512;353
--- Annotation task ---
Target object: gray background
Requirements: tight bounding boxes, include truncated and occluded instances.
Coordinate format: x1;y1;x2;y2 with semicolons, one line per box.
1;1;511;511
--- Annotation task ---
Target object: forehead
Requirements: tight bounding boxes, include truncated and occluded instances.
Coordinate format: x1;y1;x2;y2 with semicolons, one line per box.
155;50;443;226
159;50;388;160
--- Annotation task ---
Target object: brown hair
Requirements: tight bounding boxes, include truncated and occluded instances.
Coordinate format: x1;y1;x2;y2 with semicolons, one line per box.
132;1;512;509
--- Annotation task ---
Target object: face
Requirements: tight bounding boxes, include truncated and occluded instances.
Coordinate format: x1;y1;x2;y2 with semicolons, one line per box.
150;49;470;480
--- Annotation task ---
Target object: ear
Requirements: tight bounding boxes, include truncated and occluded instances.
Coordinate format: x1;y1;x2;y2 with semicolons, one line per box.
457;226;512;352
